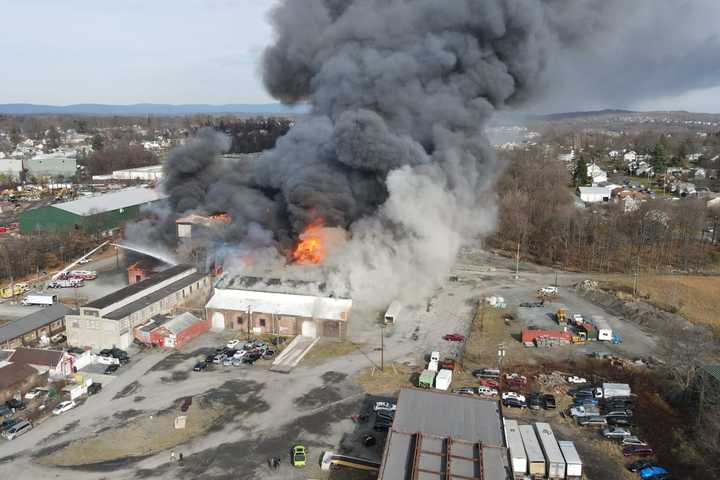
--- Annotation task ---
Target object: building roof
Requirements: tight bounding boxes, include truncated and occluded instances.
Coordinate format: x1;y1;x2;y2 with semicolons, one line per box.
206;288;352;321
578;186;612;195
85;264;194;309
0;362;39;390
215;273;349;298
103;272;207;320
8;347;65;367
0;304;75;344
159;312;202;335
53;187;167;216
703;364;720;383
378;388;507;480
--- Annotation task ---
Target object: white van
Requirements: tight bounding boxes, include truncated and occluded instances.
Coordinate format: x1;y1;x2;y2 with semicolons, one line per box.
2;419;32;440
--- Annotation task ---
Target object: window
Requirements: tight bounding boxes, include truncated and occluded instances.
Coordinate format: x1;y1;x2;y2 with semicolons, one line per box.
236;316;244;326
259;318;266;327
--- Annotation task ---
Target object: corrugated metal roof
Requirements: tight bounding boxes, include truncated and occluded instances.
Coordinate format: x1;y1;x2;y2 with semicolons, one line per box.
54;187;167;216
704;364;720;383
206;288;351;321
0;304;75;344
162;312;202;334
558;441;582;466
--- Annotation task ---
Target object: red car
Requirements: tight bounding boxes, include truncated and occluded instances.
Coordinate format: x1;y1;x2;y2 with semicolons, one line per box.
440;359;456;371
479;379;500;390
623;445;655;457
443;334;466;342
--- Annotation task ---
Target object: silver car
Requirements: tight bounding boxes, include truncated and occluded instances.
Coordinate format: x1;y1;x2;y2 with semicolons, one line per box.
2;420;32;440
602;427;631;439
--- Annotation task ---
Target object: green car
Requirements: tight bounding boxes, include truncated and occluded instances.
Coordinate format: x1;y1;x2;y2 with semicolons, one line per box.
292;444;307;467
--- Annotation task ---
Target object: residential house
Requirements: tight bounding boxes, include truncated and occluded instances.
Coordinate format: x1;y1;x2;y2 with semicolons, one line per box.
558;149;575;163
587;164;608;184
623;150;637;163
695;168;707;179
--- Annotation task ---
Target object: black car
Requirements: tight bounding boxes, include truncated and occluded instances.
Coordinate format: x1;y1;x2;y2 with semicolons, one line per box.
627;460;657;472
104;364;119;374
6;398;25;411
528;393;542;410
242;354;260;365
180;397;192;412
99;349;114;357
542;394;557;410
606;415;633;426
110;348;129;360
193;361;208;372
87;383;102;395
502;397;527;409
205;354;216;363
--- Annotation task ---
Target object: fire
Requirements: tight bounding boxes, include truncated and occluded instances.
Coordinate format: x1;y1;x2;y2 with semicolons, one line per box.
292;221;325;264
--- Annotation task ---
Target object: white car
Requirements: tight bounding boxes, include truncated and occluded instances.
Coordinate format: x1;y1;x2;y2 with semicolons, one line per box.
572;314;584;323
53;400;76;415
233;350;247;359
602;427;632;438
226;339;242;349
477;386;499;397
373;401;397;412
78;258;91;264
24;389;44;400
96;355;120;365
567;376;587;384
501;392;526;403
538;286;559;295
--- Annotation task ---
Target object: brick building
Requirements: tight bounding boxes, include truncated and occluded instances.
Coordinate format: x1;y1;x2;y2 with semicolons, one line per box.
135;312;208;348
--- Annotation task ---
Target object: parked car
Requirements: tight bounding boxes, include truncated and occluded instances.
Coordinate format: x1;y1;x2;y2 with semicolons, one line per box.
477;386;498;397
374;416;392;431
104;364;119;374
472;368;500;379
542;394;557;410
538;286;559;295
87;383;102;395
24;388;45;400
455;387;475;396
193;362;207;372
1;418;20;433
602;426;632;439
623;445;655;457
639;466;668;479
519;301;544;307
577;416;608;427
1;419;32;440
442;333;465;342
603;409;633;417
291;444;307;467
52;400;76;415
502;397;527;409
373;402;397;413
226;339;242;349
213;354;227;364
501;392;526;403
6;398;25;411
627;460;658;472
606;415;633;427
0;404;14;418
567;376;587;384
50;333;67;345
505;373;527;386
622;436;648;446
222;357;233;366
99;349;113;357
528;393;542;410
478;379;500;390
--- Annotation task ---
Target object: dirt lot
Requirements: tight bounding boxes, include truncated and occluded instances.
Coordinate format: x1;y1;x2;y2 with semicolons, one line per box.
601;273;720;328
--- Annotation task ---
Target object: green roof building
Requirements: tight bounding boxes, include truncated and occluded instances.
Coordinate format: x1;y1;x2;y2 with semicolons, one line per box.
19;187;167;235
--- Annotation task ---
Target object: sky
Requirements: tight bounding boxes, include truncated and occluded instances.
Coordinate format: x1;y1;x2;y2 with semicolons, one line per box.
1;0;720;113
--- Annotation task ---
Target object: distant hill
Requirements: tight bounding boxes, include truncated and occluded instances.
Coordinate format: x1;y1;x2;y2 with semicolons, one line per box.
0;103;309;116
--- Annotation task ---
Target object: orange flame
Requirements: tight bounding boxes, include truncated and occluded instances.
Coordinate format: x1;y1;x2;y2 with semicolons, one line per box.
292;221;325;264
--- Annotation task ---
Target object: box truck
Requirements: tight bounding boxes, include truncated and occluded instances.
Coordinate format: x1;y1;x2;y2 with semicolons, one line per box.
558;441;583;479
434;369;452;391
519;424;546;479
535;422;566;480
383;301;403;325
504;419;528;479
21;294;57;306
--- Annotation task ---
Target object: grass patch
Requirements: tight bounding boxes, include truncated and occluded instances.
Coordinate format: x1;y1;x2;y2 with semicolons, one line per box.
354;363;418;395
302;339;364;364
601;274;720;327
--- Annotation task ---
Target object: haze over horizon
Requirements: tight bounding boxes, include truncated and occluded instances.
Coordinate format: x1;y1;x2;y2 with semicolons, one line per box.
2;1;720;114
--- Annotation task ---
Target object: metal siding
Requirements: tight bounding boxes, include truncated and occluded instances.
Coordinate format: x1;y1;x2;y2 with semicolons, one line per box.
19;206;82;233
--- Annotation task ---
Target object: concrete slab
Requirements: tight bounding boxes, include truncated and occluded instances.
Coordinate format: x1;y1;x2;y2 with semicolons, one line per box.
270;335;319;373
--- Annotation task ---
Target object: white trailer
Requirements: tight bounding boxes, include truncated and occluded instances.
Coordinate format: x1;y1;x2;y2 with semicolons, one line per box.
504;419;527;479
519;424;546;479
21;294;57;306
535;422;566;480
383;301;403;325
434;369;452;391
558;441;583;479
592;315;613;341
601;382;631;399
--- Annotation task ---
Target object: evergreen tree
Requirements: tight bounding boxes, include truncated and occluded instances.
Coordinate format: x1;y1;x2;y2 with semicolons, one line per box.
574;156;588;186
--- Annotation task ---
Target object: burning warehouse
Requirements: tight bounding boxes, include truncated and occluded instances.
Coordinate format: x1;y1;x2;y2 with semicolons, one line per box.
205;273;352;339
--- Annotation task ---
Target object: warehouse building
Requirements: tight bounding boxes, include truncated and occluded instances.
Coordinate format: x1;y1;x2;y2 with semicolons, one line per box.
134;312;208;348
377;388;508;480
19;186;168;234
65;265;210;350
111;165;164;182
25;152;77;179
0;304;76;349
205;274;352;339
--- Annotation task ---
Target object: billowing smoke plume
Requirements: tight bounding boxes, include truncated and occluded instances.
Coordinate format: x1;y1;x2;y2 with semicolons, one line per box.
134;0;630;307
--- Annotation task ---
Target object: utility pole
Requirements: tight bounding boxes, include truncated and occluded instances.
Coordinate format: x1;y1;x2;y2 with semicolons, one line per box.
497;343;506;372
380;324;385;372
514;241;520;280
633;254;640;298
554;270;558;288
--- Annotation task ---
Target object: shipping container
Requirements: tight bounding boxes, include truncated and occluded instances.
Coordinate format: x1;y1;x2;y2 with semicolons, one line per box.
558;441;583;479
519;424;546;479
504;419;528;478
383;301;403;325
434;369;452;391
535;422;566;479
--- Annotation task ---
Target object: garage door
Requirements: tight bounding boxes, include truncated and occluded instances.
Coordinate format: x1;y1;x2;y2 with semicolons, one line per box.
323;321;339;338
301;320;317;338
211;312;225;330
